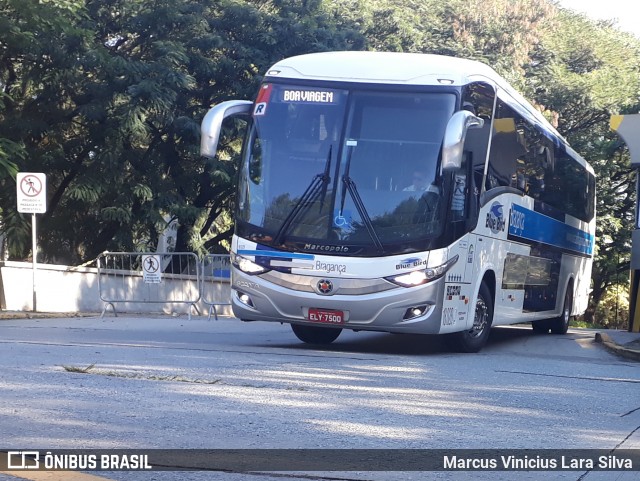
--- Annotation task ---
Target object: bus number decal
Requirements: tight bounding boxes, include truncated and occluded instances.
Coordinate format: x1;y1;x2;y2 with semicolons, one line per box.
446;285;461;297
510;208;525;233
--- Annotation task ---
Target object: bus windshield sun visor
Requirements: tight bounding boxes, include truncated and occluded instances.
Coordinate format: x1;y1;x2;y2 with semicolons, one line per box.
273;146;333;246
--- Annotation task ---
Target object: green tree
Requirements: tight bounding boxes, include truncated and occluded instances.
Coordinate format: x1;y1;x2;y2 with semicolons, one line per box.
0;0;92;257
0;0;361;263
528;8;640;324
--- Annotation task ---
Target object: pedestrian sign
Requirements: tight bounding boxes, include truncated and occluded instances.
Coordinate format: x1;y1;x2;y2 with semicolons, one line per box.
17;172;47;214
142;255;162;284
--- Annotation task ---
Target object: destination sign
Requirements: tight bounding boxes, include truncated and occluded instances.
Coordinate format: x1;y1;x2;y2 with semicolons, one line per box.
281;89;337;104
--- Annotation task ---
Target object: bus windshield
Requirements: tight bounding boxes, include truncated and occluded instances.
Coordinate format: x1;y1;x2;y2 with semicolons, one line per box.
237;83;457;256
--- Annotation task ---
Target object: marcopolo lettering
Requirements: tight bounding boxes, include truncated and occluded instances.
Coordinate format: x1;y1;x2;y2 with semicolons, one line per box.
304;243;349;253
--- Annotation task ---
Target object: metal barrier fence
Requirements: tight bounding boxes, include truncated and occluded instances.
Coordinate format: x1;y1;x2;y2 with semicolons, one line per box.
97;252;202;319
201;254;231;320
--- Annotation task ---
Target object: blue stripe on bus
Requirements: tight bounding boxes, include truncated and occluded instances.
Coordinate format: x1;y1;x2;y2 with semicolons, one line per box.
212;268;231;279
508;204;594;256
237;249;315;260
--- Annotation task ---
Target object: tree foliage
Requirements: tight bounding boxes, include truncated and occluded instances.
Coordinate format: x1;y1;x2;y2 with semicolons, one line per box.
1;0;639;325
0;0;361;261
531;9;640;325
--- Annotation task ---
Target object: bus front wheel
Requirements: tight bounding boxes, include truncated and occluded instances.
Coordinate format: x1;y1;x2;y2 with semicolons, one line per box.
447;281;493;353
291;324;342;344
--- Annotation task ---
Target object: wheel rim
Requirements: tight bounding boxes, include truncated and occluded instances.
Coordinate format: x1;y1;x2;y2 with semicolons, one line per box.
469;295;489;339
562;292;571;324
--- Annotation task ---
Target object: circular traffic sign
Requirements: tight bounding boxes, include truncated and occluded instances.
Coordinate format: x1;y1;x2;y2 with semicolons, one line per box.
143;256;160;274
20;175;43;197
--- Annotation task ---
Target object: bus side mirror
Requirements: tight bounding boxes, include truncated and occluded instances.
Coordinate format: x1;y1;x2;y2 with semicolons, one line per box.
200;100;253;158
441;110;484;172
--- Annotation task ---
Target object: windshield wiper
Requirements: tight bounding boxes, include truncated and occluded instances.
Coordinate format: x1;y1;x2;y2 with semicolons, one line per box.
273;146;332;246
339;143;384;253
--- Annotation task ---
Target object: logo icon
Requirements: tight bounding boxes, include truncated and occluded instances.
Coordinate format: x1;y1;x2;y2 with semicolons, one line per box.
7;451;40;470
486;202;506;234
317;279;334;295
402;257;421;265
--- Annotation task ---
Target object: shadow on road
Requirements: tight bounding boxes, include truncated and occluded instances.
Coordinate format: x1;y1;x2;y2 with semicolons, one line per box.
264;323;539;356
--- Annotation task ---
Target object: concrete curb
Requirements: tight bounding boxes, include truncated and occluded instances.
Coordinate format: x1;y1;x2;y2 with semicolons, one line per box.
595;332;640;362
0;311;98;320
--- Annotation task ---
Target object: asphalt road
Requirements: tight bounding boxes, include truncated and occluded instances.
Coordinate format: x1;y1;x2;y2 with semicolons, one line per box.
0;315;638;481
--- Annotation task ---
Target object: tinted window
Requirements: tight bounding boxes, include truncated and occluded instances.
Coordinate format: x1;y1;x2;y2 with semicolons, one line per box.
486;97;594;222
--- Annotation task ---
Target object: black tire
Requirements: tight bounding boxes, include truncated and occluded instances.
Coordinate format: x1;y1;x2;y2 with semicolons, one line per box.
531;319;550;334
549;284;573;335
447;281;493;353
291;324;342;344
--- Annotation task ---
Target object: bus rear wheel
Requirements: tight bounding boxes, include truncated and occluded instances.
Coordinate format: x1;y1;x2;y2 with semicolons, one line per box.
549;285;573;335
291;324;342;344
447;281;493;353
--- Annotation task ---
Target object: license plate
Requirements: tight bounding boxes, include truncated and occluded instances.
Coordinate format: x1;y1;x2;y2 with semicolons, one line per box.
308;308;344;324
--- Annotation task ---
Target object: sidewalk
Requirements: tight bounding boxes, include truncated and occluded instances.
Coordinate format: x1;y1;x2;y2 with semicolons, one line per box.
594;329;640;362
0;310;95;320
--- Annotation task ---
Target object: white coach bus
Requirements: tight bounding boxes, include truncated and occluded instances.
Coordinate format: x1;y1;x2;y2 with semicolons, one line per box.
201;52;595;352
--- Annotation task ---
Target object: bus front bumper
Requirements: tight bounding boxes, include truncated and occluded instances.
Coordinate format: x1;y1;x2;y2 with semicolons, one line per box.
230;269;446;335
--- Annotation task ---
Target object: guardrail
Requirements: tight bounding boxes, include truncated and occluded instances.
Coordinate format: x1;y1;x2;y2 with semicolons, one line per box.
97;252;202;319
201;254;231;320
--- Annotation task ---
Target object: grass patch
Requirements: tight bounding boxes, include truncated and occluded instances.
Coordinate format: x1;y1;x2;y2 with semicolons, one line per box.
572;320;601;329
62;363;95;373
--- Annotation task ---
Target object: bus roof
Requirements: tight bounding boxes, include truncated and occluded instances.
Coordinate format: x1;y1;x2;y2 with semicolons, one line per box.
267;51;498;86
267;51;552;130
266;51;590;171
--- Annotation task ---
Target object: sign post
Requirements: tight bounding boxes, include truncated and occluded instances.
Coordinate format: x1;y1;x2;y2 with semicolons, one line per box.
610;115;640;332
16;172;47;312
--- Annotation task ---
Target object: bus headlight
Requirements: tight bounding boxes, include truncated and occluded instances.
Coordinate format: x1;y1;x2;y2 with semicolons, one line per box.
386;255;459;287
231;252;268;275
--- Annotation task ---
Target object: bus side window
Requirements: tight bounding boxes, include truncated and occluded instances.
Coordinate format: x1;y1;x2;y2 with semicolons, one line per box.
461;81;494;224
487;118;525;190
464;122;490;184
451;166;467;220
486;99;528;192
522;128;554;200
